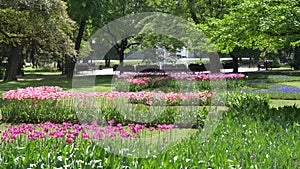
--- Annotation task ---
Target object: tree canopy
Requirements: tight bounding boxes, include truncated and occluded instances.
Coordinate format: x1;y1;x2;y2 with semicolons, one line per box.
2;0;300;78
205;0;300;53
0;0;75;81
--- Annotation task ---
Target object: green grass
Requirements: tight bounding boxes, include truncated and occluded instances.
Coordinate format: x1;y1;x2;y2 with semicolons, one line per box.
0;75;113;96
270;99;300;108
24;67;62;75
281;81;300;88
271;67;293;71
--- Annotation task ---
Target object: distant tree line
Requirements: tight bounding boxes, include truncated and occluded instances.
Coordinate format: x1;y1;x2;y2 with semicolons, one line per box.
1;0;299;81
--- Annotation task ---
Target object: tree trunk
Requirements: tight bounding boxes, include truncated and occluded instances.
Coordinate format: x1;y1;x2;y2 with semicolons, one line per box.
4;46;21;81
294;46;300;70
66;56;76;78
115;39;127;65
105;55;111;67
187;0;200;24
66;19;86;78
0;57;3;80
118;49;125;65
231;54;239;73
209;53;220;73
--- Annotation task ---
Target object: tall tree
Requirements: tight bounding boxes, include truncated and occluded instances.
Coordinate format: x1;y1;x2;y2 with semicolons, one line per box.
99;0;151;65
64;0;103;77
153;0;233;72
185;0;243;72
205;0;300;70
0;0;75;81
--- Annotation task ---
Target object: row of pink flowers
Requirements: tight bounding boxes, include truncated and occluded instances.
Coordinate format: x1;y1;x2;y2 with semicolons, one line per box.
126;77;170;86
2;87;215;105
127;77;153;86
0;121;174;144
168;73;245;81
116;72;245;81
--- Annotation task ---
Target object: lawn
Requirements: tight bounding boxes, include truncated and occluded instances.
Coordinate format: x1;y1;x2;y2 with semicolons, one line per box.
270;99;300;108
0;75;113;96
281;81;300;88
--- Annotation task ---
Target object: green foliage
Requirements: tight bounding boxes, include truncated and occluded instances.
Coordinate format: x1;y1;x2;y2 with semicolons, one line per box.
205;0;300;54
78;40;93;59
1;98;78;124
0;0;76;80
226;92;270;116
0;0;75;53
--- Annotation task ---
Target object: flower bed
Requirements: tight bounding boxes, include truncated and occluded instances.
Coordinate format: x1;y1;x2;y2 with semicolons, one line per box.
0;103;299;168
114;72;245;92
0;120;180;168
243;84;300;99
0;121;174;144
1;86;214;125
1;74;299;168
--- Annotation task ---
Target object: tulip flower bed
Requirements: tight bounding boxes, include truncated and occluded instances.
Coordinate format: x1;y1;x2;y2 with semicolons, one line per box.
1;86;214;125
0;99;299;168
0;121;175;144
114;72;245;92
0;77;299;168
0;120;184;168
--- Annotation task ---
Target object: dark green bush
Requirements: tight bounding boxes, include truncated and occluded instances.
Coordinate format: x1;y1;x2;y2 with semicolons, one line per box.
226;92;270;117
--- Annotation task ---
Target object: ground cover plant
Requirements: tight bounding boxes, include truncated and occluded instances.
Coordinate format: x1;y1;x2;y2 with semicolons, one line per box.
243;84;300;99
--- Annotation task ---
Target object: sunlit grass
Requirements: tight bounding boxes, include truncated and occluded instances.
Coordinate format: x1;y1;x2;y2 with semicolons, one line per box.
281;81;300;88
270;99;300;108
271;67;293;71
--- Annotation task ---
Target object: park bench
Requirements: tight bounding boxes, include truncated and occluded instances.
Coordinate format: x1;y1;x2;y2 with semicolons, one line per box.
188;63;207;73
222;61;234;69
257;60;273;70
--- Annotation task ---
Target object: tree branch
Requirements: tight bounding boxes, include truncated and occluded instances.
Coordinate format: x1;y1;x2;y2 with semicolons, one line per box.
187;0;200;24
126;42;140;48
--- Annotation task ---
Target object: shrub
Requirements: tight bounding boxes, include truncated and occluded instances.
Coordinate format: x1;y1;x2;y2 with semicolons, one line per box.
226;92;270;117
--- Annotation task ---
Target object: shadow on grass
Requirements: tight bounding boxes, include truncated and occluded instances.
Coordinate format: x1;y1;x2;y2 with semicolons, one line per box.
0;75;114;94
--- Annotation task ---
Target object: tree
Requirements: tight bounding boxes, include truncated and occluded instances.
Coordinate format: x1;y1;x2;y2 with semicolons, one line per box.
99;0;152;65
0;0;75;81
204;0;300;70
64;0;104;77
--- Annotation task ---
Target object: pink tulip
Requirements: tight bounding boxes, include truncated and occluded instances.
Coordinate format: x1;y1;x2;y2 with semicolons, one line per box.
108;120;115;126
66;137;73;144
82;133;90;139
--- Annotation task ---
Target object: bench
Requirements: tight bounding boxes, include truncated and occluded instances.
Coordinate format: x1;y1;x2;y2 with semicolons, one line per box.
257;60;273;70
188;63;207;73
